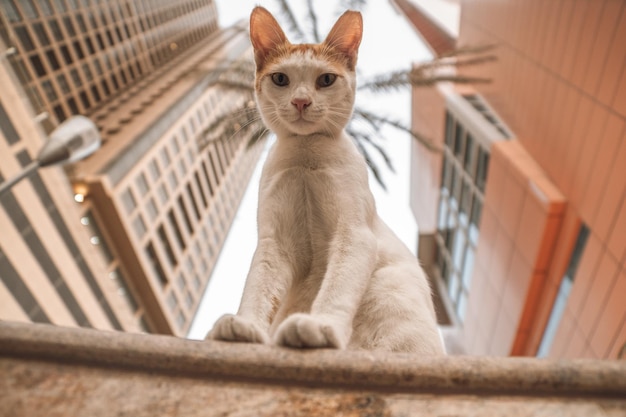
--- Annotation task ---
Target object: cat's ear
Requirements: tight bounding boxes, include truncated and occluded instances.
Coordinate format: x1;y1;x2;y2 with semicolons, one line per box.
323;11;363;70
250;7;289;70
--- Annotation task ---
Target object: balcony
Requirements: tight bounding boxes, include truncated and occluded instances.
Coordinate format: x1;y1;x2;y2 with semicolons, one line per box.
1;321;625;416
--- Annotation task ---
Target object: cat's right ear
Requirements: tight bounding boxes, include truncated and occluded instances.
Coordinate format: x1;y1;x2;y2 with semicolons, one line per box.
250;7;288;70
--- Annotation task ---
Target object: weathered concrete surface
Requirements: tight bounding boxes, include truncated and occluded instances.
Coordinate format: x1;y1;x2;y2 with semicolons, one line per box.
1;322;625;416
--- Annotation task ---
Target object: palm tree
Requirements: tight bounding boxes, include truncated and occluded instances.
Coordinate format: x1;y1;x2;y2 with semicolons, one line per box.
206;0;494;188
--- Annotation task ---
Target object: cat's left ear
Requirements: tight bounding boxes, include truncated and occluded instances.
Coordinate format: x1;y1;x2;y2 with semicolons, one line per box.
323;11;363;70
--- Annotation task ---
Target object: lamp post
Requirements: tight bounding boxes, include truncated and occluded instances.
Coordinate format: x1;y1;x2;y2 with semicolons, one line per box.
0;115;101;197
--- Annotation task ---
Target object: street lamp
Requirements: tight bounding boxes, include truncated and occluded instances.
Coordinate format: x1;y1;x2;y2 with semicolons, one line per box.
0;115;101;197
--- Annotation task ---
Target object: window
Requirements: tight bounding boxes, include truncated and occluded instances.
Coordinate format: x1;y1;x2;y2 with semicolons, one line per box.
157;224;177;267
435;110;492;323
178;196;193;234
168;209;186;250
167;292;178;310
32;23;51;46
537;224;590;358
146;198;158;221
135;173;149;197
121;188;137;215
15;26;35;51
145;242;168;286
132;215;147;239
149;159;161;181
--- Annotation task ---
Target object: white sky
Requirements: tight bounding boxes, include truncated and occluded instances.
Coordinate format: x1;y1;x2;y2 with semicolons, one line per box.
187;0;436;339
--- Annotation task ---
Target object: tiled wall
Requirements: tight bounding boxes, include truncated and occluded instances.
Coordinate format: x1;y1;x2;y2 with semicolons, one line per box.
462;140;566;355
458;0;626;358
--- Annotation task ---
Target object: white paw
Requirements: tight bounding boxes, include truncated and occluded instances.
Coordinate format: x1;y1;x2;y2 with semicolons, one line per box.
207;314;270;344
274;313;345;349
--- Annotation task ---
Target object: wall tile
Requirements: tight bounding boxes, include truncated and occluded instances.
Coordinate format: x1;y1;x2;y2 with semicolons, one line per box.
589;270;626;357
577;251;620;339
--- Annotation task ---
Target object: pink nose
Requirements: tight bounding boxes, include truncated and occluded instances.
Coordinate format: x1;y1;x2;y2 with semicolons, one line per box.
291;98;311;112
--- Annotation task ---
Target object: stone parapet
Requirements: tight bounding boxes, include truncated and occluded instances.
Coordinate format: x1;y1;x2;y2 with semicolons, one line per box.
1;321;624;416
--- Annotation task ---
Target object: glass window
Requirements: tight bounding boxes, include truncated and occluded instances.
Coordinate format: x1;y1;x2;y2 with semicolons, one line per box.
464;133;475;174
15;26;35;51
168;171;178;190
32;23;51;46
146;198;158;221
121;188;136;214
132;215;147;239
171;136;180;154
168;209;186;250
185;291;194;309
167;292;178;310
63;16;76;37
135;173;149;197
1;0;22;22
187;183;201;221
178;196;193;234
453;122;464;159
149;159;161;181
476;147;489;193
45;49;61;70
177;273;186;291
157;224;177;267
60;44;73;64
70;68;82;87
21;0;39;18
41;80;58;101
160;147;171;167
537;225;590;358
47;19;63;41
29;55;47;77
53;0;67;12
57;74;70;93
145;242;168;286
176;311;186;328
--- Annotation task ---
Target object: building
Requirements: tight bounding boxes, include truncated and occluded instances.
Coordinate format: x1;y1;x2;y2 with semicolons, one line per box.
0;1;264;337
395;0;626;359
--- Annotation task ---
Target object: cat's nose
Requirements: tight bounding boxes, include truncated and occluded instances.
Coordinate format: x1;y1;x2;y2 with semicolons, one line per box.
291;98;311;112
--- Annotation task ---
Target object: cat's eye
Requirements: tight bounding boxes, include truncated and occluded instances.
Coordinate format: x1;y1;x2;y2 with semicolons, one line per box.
271;73;290;86
316;73;337;88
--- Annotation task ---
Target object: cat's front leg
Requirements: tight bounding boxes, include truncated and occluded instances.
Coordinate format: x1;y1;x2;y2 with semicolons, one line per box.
275;227;377;349
207;237;291;344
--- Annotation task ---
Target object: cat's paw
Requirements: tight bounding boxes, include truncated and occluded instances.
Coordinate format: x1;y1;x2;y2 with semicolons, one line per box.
207;314;270;344
274;313;345;349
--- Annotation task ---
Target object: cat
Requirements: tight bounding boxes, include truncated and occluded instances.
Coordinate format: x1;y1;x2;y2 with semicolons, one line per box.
207;6;444;355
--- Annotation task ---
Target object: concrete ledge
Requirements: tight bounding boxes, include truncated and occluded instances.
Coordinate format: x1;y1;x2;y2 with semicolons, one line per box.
1;322;625;416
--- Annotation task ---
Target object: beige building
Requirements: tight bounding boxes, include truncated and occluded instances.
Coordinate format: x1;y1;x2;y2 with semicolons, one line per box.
0;1;264;337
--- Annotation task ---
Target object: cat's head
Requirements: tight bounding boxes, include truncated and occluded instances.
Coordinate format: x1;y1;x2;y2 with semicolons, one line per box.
249;6;362;138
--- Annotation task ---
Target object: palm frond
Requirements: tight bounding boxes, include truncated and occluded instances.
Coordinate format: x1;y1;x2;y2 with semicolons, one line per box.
354;108;441;152
350;131;387;190
305;0;322;43
276;0;307;42
338;0;367;11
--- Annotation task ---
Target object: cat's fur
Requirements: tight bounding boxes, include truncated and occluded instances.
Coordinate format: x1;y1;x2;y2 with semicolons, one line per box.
207;6;444;354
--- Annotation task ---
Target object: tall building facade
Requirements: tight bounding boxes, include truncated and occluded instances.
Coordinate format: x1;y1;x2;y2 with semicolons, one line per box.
0;1;264;337
397;0;626;359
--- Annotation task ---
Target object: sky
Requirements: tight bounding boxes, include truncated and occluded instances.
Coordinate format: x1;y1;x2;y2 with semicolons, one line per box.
187;0;435;339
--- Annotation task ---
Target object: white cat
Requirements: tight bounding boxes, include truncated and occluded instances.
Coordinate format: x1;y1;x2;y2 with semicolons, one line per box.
208;6;444;354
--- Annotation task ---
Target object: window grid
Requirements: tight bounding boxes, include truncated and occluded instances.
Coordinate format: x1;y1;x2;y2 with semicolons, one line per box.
436;111;488;323
0;0;218;123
